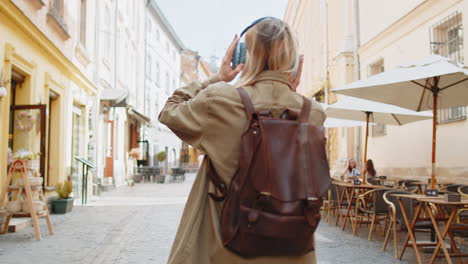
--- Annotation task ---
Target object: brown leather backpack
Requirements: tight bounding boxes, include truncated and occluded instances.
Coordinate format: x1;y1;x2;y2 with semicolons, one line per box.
207;87;331;258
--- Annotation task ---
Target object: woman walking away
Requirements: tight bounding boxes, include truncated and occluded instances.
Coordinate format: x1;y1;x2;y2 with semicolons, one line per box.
159;17;327;264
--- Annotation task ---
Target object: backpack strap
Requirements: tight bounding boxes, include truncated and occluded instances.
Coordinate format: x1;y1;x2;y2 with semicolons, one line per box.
206;157;227;201
299;96;311;123
236;88;255;118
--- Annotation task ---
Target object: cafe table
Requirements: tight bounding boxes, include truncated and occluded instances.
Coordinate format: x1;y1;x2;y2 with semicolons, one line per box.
392;194;444;264
411;180;453;194
421;197;468;264
393;193;468;264
334;181;383;232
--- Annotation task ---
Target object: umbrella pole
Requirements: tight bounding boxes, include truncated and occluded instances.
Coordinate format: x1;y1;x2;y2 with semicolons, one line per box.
431;94;438;190
363;112;371;184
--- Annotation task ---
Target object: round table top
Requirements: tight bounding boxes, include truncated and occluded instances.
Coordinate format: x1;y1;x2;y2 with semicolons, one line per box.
333;181;383;189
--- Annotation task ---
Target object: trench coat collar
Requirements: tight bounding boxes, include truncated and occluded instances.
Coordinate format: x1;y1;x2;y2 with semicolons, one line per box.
253;70;292;90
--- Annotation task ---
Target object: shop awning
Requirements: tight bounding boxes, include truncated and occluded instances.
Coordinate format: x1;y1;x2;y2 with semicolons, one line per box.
127;106;152;125
100;88;128;107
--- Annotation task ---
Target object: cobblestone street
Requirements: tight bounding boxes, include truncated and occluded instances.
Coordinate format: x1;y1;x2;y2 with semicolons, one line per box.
0;174;448;263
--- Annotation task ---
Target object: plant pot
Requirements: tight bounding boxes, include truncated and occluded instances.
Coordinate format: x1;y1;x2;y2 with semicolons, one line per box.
22;201;45;213
155;175;165;184
52;198;74;214
7;201;22;213
133;174;142;183
16;176;43;187
24;159;40;171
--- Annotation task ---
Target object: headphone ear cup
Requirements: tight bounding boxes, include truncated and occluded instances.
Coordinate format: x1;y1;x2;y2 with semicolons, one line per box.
238;42;246;66
232;42;242;69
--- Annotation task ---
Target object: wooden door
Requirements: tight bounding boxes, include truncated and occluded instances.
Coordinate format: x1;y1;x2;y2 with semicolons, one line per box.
105;120;114;178
9;105;47;188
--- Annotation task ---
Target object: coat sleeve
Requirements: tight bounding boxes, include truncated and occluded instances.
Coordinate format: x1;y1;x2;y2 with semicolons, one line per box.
158;74;221;151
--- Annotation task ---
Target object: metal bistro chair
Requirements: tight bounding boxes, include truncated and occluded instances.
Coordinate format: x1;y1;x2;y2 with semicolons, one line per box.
440;184;464;193
357;188;393;240
366;177;381;186
382;190;435;259
323;183;340;223
170;168;186;183
334;183;351;227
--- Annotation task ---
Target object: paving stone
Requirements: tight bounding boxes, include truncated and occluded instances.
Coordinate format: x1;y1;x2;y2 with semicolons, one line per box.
0;174;458;263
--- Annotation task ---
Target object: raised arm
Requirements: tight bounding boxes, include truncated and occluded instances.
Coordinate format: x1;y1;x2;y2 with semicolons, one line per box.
158;75;220;151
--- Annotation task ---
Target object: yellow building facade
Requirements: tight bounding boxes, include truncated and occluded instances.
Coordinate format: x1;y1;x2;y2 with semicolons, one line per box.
0;0;96;196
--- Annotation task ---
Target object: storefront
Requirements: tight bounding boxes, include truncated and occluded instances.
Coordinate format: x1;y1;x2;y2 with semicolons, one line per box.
0;2;96;195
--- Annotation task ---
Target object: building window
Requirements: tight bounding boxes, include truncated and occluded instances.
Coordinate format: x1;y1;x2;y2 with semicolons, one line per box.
431;11;466;124
147;55;152;76
165;72;170;94
430;11;463;63
368;59;384;77
104;6;111;59
155;62;160;84
146;18;151;34
79;0;87;46
52;0;64;17
48;0;68;34
156;29;160;41
372;124;387;137
438;107;467;124
368;59;387;136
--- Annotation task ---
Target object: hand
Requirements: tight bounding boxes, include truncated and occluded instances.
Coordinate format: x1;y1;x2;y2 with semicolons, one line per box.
218;35;245;82
289;55;304;92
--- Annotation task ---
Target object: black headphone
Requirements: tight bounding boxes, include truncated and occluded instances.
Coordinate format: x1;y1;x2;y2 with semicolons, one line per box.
231;17;275;69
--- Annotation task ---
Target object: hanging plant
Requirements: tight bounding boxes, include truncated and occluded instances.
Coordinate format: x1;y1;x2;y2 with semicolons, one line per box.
15;111;36;132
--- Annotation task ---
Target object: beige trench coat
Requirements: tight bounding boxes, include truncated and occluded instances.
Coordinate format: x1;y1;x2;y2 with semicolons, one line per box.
159;70;326;264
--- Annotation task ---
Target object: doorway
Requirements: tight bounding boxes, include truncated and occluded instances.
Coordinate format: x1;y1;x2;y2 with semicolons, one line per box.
104;120;114;178
8;72;46;188
71;105;84;199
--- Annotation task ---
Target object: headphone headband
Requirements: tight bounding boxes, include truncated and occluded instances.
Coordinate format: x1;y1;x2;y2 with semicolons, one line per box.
240;17;275;37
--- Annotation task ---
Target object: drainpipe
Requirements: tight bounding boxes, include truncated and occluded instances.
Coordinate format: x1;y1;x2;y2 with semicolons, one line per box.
352;0;362;168
93;0;100;170
322;0;329;104
353;0;360;81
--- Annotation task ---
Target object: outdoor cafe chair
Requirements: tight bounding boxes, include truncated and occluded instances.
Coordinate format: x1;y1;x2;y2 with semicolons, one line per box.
357;188;392;240
366;177;380;186
322;185;336;223
456;185;468;224
382;190;435;259
334;183;350;226
439;184;464;194
458;185;468;197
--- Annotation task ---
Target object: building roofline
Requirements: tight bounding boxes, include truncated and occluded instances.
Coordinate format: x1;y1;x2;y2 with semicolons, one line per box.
147;0;185;51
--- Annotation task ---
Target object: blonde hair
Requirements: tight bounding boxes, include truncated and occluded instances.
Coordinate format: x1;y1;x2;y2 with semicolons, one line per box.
235;17;299;88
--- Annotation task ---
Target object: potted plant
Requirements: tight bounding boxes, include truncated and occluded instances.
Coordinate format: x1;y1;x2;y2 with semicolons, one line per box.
156;151;167;164
52;179;73;214
156;151;167;183
12;149;40;170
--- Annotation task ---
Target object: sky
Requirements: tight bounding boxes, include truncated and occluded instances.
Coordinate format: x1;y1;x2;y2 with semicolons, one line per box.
156;0;289;64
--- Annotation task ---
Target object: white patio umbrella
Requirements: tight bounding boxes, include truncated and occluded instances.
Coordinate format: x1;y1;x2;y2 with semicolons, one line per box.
324;118;367;128
324;97;432;183
333;55;468;189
